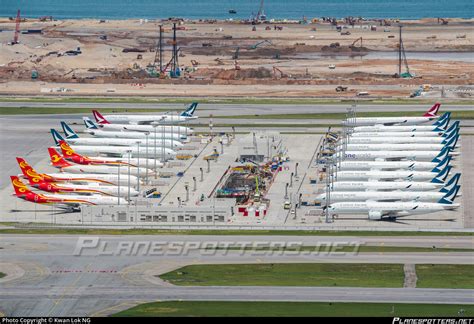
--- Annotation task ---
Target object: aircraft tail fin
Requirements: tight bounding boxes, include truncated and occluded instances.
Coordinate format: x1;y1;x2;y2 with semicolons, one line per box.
58;140;81;159
10;175;33;196
431;155;452;173
438;184;461;205
431;164;452;184
83;117;99;129
444;134;459;151
440;173;461;193
433;112;451;129
180;102;198;117
441;128;459;144
51;129;66;146
442;121;460;137
423;102;440;117
92;110;110;124
16;157;45;184
48;148;72;168
60;121;79;139
431;147;449;163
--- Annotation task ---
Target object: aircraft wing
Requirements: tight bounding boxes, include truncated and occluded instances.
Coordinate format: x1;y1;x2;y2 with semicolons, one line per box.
382;120;408;126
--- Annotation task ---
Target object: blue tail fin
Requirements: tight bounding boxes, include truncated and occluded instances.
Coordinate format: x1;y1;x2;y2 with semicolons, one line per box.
431;147;449;163
50;129;65;146
180;102;198;117
60;121;79;139
441;128;459;144
442;121;460;137
431;164;452;184
83;117;98;129
431;155;452;173
440;173;461;193
438;184;460;205
433;112;451;130
444;134;459;151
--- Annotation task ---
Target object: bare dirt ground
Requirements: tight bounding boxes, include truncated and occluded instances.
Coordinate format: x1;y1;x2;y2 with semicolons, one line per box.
0;17;472;98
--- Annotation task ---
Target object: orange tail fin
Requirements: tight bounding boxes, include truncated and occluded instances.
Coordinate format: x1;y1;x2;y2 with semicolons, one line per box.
48;148;72;168
16;157;45;184
59;140;80;158
10;175;32;196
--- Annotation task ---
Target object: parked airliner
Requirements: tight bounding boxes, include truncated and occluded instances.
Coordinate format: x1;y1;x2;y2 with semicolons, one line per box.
326;185;460;220
27;178;139;197
342;103;440;126
48;148;155;178
352;112;451;133
336;156;451;172
333;165;451;183
52;128;183;149
17;157;139;187
11;176;127;211
92;102;198;125
330;173;460;192
58;141;162;168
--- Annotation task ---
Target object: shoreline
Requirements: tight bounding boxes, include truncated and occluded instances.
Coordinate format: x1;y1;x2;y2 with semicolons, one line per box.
1;17;474;23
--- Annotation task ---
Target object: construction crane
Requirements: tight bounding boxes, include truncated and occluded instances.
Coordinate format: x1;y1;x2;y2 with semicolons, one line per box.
249;39;272;50
254;0;266;22
397;25;413;78
12;9;21;45
152;25;164;73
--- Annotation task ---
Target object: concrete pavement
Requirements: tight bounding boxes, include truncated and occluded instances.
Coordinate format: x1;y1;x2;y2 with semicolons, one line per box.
0;234;473;316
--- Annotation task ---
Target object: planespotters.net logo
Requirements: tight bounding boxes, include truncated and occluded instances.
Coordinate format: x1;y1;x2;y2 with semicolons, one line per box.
393;319;472;324
73;237;363;257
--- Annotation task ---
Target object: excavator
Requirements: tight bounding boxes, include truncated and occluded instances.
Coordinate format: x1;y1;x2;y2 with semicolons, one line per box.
232;47;240;59
438;18;449;25
248;40;273;50
350;37;363;49
272;66;288;79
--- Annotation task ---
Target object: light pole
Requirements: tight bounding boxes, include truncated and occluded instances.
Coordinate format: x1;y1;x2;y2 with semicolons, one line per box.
145;131;149;184
127;150;131;204
160;117;166;164
193;176;197;191
136;141;140;194
200;167;203;182
117;162;121;205
152;121;158;179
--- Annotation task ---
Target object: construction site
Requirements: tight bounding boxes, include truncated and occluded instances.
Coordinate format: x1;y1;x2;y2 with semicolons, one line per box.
0;9;473;98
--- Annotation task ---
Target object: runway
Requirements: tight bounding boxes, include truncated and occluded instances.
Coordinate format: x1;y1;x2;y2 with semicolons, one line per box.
0;234;473;316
